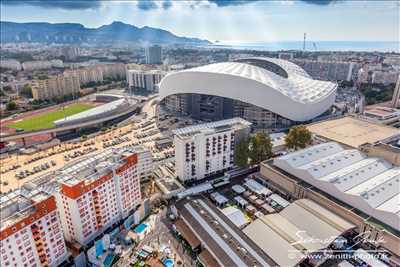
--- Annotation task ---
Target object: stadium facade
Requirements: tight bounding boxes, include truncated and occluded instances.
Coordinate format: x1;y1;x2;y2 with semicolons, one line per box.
159;57;337;130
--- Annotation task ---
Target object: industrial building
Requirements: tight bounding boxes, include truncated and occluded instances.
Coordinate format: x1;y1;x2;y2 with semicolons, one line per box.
243;199;356;266
274;142;400;231
160;57;337;130
260;143;400;261
173;118;251;183
173;196;277;267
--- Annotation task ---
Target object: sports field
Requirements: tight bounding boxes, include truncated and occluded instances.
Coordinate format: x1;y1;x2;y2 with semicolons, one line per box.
8;103;93;131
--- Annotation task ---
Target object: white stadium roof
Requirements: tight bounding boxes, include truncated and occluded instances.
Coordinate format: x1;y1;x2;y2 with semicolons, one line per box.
274;142;400;231
159;57;337;121
54;98;129;126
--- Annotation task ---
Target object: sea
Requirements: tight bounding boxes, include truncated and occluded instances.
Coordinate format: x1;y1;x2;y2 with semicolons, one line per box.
205;41;399;53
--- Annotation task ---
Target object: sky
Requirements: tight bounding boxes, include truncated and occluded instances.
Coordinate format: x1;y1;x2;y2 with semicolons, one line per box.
1;0;399;42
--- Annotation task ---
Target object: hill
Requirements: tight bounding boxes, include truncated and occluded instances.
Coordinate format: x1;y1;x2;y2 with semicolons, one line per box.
0;21;211;45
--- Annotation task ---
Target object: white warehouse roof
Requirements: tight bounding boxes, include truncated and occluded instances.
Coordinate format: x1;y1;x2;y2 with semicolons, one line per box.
159;57;337;121
274;142;400;231
243;199;355;267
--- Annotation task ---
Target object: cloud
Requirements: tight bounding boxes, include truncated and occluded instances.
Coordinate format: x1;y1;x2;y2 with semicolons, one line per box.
137;0;158;10
208;0;259;7
162;0;173;9
1;0;101;9
208;0;337;7
300;0;336;5
1;0;338;11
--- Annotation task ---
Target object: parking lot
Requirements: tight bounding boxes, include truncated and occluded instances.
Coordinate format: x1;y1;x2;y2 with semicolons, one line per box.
0;102;177;193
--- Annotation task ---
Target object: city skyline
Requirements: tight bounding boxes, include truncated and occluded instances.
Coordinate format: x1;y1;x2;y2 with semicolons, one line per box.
1;0;399;42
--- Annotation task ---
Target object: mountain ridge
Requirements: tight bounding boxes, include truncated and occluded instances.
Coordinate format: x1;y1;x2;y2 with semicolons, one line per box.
0;21;211;45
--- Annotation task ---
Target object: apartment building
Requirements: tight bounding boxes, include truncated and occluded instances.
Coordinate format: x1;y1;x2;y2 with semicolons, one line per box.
0;190;68;267
65;64;126;86
173;118;251;183
392;74;400;108
371;70;399;85
99;63;126;80
61;47;80;61
64;67;104;85
126;69;166;92
22;60;63;71
54;147;151;245
0;59;22;71
291;59;359;82
145;45;162;64
31;74;80;100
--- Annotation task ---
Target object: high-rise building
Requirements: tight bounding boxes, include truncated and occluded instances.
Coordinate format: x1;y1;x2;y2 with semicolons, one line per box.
291;59;359;82
55;147;151;245
65;67;104;85
126;69;166;92
65;63;126;86
173;118;251;183
0;190;68;267
392;74;400;108
278;52;294;60
371;70;399;85
31;74;80;100
61;46;80;61
145;45;162;64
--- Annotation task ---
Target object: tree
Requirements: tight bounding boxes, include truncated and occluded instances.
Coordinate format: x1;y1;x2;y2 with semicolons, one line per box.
6;101;18;111
20;84;33;98
285;125;312;151
248;132;273;165
234;138;249;167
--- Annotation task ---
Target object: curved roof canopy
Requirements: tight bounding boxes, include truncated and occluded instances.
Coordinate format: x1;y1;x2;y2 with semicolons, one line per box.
159;57;337;121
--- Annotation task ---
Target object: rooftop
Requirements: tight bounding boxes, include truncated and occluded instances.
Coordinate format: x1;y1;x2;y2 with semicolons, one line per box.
364;107;400;117
21;146;147;193
0;189;51;231
175;196;276;267
173;117;251;139
274;142;400;231
307;116;400;148
54;98;135;125
243;199;355;267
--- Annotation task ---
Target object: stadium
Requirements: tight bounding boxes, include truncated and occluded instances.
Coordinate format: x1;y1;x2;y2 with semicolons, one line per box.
159;57;337;130
54;95;135;127
1;94;139;146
